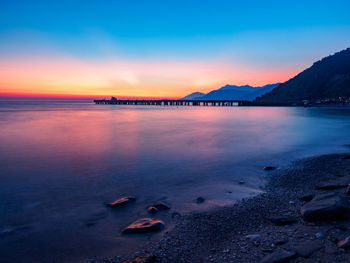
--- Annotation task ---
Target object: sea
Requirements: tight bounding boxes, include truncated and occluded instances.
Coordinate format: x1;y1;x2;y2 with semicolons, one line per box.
0;98;350;262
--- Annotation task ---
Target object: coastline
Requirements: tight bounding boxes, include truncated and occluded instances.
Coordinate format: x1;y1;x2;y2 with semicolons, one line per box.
87;153;350;263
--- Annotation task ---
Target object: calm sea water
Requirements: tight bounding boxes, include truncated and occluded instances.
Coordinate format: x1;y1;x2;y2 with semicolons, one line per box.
0;99;350;262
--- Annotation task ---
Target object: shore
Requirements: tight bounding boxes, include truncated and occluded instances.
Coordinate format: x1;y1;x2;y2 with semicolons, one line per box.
87;153;350;263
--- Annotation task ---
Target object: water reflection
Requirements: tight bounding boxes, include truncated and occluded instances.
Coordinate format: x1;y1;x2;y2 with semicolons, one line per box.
0;100;349;262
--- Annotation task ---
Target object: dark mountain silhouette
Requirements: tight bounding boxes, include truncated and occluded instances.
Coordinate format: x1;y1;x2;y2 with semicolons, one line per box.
181;83;280;101
255;48;350;105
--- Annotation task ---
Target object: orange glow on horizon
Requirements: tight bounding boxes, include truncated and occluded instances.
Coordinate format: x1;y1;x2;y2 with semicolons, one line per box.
0;91;180;100
0;56;300;99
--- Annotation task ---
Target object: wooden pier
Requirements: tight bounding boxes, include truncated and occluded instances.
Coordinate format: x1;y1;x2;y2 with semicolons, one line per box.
94;97;250;106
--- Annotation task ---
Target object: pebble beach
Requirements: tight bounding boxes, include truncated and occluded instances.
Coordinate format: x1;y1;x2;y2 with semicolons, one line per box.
88;153;350;263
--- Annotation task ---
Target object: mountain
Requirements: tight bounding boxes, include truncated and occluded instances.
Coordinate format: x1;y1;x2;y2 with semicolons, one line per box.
181;83;280;101
181;92;205;100
255;48;350;105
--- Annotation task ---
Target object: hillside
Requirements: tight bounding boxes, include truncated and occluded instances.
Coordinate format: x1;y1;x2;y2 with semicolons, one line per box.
255;48;350;105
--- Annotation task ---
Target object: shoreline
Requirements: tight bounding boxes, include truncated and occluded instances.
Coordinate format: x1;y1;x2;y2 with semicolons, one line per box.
87;153;350;263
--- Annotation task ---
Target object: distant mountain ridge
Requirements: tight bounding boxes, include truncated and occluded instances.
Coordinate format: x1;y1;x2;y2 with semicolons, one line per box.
255;48;350;105
181;83;280;101
181;92;206;100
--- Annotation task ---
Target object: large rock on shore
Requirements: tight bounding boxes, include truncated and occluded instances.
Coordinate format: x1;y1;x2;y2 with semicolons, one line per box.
259;250;296;263
300;192;349;221
292;241;323;258
122;218;164;234
107;196;136;208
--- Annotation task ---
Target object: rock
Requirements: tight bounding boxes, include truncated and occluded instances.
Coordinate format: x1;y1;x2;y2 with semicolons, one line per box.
274;239;288;246
85;221;96;227
345;184;350;196
259;250;296;263
84;211;108;226
315;232;324;239
154;201;170;211
298;194;314;202
300;192;349;221
246;234;261;240
147;206;158;214
324;247;337;254
292;241;323;257
316;183;348;190
342;154;350;160
0;227;15;237
196;197;205;204
337;236;350;249
332;221;350;231
107;196;136;208
270;216;298;226
122;255;156;263
262;248;274;253
122;218;164;234
264;166;276;171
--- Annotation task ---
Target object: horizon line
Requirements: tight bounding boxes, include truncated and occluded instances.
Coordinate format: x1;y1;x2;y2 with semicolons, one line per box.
0;92;181;100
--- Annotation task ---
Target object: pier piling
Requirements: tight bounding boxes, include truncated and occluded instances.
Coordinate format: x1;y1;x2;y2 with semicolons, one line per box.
93;98;249;106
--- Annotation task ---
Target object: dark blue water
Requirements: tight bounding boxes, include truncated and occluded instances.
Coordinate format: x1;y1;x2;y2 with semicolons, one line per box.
0;99;349;262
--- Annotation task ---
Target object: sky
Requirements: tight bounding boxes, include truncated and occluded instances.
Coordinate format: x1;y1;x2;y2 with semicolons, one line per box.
0;0;350;98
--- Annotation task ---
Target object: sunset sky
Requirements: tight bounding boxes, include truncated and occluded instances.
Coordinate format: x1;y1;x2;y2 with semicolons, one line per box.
1;0;350;98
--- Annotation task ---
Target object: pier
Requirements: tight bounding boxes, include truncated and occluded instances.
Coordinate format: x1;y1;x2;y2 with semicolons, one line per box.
94;97;251;106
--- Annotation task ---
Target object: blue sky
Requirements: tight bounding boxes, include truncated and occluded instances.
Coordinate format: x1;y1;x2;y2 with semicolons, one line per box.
1;0;350;97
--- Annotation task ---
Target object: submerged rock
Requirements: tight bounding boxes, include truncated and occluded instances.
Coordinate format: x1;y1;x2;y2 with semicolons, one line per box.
292;241;323;258
154;201;170;211
122;218;164;234
270;216;298;226
300;192;349;221
122;255;156;263
196;197;205;204
342;154;350;160
337;236;350;249
264;166;276;171
147;206;158;214
107;196;136;208
0;227;15;237
260;250;296;263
